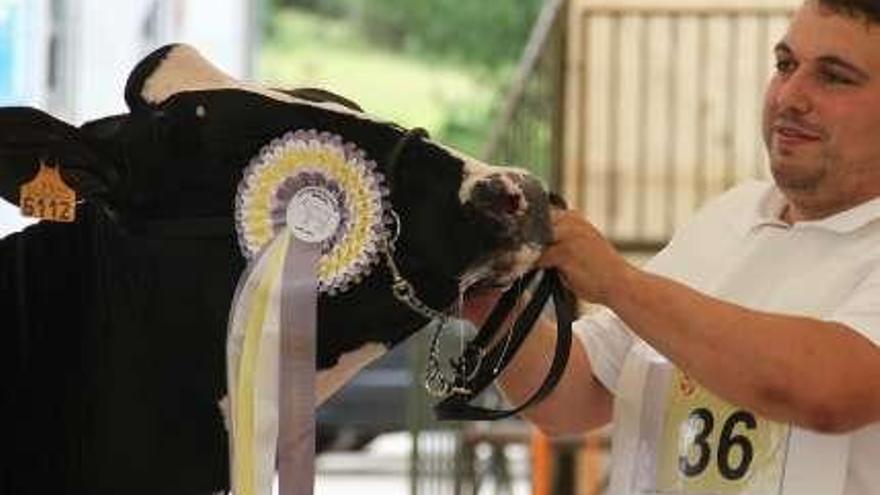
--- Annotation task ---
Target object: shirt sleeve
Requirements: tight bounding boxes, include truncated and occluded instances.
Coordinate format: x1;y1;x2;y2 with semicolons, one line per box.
828;262;880;346
574;306;634;394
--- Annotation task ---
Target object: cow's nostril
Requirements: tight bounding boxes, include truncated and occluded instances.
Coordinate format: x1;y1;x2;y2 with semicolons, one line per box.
498;191;522;215
470;173;526;217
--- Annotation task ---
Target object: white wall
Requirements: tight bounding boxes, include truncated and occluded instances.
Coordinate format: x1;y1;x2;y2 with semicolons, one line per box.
0;202;35;235
0;0;257;237
1;0;46;236
0;0;49;107
73;0;256;123
175;0;255;80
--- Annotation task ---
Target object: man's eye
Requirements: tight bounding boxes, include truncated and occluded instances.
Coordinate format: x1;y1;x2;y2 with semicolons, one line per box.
818;70;854;85
775;59;796;74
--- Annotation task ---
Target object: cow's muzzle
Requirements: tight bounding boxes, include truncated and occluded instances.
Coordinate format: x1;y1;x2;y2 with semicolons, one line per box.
466;171;552;248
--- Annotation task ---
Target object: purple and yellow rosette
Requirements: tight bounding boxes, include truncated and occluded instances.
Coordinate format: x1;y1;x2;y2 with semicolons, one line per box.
227;129;390;495
234;129;392;294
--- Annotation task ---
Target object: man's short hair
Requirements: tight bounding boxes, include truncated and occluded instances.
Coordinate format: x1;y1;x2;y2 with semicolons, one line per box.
817;0;880;24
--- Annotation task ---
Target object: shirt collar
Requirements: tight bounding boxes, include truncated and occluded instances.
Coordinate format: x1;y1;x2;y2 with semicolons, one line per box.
745;183;880;234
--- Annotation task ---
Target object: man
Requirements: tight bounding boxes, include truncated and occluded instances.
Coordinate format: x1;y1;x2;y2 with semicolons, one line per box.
474;1;880;493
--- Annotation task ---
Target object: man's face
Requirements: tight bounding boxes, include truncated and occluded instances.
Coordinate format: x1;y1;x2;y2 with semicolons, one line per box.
762;0;880;219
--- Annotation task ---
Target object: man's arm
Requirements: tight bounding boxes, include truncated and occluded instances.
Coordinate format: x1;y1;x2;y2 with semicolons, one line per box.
496;317;614;436
540;210;880;433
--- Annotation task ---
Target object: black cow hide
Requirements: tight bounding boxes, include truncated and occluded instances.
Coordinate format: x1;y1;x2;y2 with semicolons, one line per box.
0;44;550;494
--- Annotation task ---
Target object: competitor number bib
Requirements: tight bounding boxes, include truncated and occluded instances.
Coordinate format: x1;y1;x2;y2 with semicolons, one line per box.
634;364;791;494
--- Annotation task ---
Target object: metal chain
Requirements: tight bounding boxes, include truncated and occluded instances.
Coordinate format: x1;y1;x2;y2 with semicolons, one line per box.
380;213;464;398
424;319;473;398
379;214;448;322
424;320;454;397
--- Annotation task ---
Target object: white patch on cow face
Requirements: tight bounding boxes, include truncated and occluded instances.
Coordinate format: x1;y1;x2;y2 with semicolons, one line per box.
440;143;547;288
139;44;375;119
498;243;543;283
458;242;542;291
316;342;387;405
442;144;530;213
458;264;494;291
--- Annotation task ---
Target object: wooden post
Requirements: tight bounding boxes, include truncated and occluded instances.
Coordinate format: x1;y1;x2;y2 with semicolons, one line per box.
577;433;605;495
531;430;554;495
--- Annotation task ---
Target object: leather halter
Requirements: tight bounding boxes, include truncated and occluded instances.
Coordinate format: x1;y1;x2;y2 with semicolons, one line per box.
382;127;577;422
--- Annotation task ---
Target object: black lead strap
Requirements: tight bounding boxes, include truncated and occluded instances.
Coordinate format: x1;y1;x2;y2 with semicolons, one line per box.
434;269;576;421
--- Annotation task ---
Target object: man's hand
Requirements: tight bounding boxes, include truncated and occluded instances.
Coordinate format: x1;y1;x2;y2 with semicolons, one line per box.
537;209;633;305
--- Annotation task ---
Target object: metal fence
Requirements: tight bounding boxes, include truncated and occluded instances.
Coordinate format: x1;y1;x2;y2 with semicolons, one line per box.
483;0;568;189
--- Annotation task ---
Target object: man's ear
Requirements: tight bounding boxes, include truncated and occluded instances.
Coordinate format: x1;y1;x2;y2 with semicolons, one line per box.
0;107;117;206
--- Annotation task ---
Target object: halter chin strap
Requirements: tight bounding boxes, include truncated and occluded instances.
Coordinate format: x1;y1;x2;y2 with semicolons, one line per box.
433;269;576;421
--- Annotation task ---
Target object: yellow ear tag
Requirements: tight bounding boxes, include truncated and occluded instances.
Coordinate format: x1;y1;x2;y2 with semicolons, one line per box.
19;162;77;222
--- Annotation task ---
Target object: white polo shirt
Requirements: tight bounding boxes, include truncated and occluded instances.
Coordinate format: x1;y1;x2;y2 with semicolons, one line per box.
576;180;880;495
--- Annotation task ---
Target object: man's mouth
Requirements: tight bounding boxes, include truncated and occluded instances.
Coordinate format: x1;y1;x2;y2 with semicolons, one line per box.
773;122;823;145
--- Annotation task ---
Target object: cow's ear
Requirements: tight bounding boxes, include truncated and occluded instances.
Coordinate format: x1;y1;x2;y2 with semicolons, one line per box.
125;43;259;113
124;44;179;113
0;107;116;206
280;87;365;113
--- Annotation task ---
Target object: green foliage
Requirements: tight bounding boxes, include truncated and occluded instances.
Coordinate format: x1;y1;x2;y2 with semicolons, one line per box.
260;1;547;159
259;8;503;156
437;93;497;158
363;0;544;69
271;0;349;16
268;0;544;70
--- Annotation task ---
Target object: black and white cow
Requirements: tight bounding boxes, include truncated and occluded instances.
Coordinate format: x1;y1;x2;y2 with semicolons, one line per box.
0;44;551;494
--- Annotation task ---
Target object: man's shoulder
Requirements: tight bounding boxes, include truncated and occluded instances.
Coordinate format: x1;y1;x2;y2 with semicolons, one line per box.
686;179;773;230
703;179;772;214
645;180;772;276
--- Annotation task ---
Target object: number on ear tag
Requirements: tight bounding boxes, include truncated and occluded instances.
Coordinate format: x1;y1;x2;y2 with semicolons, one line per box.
19;162;77;223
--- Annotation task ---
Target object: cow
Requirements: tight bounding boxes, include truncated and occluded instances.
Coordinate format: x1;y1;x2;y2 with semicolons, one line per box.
0;44;552;494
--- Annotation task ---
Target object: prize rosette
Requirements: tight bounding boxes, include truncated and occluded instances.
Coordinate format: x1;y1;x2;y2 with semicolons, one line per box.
234;128;392;294
228;129;392;495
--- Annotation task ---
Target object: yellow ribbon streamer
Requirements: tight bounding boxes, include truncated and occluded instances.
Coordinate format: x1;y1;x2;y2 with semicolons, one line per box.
229;234;290;495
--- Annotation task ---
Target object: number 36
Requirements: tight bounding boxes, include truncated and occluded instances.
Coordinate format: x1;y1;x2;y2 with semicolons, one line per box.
679;408;757;481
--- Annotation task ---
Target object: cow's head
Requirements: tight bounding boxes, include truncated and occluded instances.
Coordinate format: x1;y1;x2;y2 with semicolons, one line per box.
0;44;551;391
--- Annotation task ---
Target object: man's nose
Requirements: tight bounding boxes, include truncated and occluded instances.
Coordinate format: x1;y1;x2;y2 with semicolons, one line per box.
773;71;813;114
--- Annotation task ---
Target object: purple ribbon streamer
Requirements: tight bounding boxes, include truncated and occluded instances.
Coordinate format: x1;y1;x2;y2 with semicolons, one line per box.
277;235;320;495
